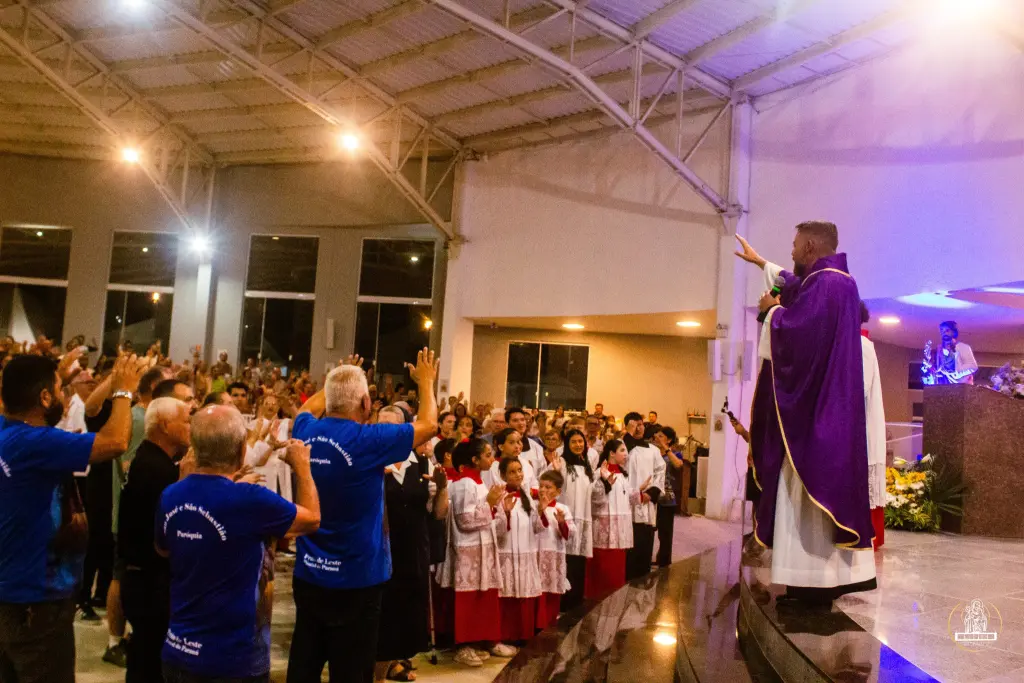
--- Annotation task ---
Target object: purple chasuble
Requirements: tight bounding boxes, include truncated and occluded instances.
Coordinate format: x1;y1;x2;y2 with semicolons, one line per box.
749;253;873;550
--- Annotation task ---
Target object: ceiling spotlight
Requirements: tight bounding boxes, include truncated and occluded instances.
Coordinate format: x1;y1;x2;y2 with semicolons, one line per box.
410;255;419;263
339;131;360;151
424;319;433;330
151;292;161;302
676;321;701;328
142;247;149;253
272;236;280;241
653;632;677;646
121;147;141;163
878;316;900;325
190;234;211;255
562;323;585;330
35;230;43;237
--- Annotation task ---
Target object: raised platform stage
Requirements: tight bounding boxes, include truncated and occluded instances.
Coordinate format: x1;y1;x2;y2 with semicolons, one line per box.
494;530;1024;682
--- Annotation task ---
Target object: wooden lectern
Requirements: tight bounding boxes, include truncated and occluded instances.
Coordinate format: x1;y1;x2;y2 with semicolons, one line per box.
922;384;1024;538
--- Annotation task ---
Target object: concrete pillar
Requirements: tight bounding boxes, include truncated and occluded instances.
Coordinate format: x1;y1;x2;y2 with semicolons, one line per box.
437;247;474;405
309;231;362;376
63;224;113;349
168;245;214;363
705;100;759;521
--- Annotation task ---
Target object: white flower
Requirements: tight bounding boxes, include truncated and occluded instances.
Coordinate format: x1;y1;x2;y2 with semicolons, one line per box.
920;454;933;464
911;481;925;491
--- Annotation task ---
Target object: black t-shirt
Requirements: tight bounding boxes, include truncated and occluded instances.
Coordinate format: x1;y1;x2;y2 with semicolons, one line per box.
118;440;178;572
85;399;114;515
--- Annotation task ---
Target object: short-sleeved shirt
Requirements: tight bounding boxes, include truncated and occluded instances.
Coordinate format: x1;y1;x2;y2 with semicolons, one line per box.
118;440;179;573
156;475;296;678
291;412;414;590
112;404;146;534
0;416;95;603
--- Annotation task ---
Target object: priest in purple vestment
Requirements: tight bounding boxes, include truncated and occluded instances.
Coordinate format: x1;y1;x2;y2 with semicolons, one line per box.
736;222;876;606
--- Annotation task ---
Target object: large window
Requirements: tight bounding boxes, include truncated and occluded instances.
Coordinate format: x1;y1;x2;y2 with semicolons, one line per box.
103;232;177;355
505;342;589;411
241;235;318;371
0;226;71;343
354;239;436;383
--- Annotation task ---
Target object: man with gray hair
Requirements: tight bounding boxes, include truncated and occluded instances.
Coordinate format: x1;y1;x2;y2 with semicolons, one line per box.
287;349;439;683
157;405;320;682
118;397;191;683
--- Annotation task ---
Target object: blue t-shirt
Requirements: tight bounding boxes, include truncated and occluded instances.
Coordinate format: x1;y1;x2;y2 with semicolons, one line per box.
291;412;414;589
156;475;296;678
0;416;94;603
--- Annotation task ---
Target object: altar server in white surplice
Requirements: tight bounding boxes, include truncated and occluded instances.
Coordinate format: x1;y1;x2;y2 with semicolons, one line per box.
860;303;888;550
586;440;640;602
622;412;664;581
534;469;575;632
556;428;595;612
494;457;542;642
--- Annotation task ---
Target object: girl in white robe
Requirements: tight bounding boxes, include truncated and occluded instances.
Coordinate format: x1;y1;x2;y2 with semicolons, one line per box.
435;438;518;667
483;428;538;492
495;457;542;642
587;440;641;601
556;428;594;611
534;469;575;631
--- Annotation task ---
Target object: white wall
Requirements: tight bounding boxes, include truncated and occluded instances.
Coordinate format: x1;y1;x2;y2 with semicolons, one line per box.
453;110;731;320
747;35;1024;304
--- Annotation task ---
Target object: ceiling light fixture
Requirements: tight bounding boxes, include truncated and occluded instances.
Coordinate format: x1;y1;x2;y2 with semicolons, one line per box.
142;247;149;253
121;147;140;163
424;319;433;330
562;323;585;330
896;292;973;309
410;255;419;263
339;131;360;151
35;231;43;237
272;236;280;241
676;321;701;328
151;292;161;302
982;286;1024;295
878;316;900;325
190;234;211;255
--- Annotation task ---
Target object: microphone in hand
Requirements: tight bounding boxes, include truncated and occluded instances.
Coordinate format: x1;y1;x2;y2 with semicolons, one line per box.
756;275;786;323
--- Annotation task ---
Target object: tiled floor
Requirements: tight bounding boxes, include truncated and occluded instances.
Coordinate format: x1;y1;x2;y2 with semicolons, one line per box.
835;531;1024;683
74;514;742;682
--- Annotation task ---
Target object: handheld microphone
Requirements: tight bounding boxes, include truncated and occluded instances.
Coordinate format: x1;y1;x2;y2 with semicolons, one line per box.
721;397;737;422
756;275;785;323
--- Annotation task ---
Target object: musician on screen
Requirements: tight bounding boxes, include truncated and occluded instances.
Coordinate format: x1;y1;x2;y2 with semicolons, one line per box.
922;320;978;385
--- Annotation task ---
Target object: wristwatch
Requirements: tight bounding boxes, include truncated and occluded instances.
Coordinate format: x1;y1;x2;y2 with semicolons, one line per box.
111;390;134;401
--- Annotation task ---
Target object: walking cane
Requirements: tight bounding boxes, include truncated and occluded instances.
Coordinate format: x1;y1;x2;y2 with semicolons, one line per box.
426;566;439;665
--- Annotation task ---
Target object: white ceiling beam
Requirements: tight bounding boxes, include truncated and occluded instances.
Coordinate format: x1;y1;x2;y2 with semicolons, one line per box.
424;0;731;213
396;35;613;103
154;0;458;240
73;9;243;42
733;8;911;91
0;2;215;232
434;63;667;125
358;6;554;78
463;88;718;148
630;0;702;40
314;0;423;51
108;46;292;73
0;139;112;161
539;0;732;99
684;0;822;66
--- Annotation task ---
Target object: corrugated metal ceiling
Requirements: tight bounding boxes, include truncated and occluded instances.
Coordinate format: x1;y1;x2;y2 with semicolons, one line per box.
0;0;927;163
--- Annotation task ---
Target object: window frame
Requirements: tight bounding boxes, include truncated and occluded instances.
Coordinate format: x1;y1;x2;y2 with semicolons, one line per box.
503;340;591;411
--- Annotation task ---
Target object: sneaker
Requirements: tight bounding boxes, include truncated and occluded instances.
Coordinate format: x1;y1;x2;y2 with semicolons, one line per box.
79;605;101;622
473;649;491;661
454;647;482;667
490;643;518;658
102;641;128;668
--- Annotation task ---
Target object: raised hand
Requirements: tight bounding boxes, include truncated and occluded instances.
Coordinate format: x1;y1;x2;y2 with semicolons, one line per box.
111;353;146;394
405;348;439;389
57;347;84;382
281;439;311;471
734;235;766;269
486;483;505;507
554;507;566;524
432;465;448;490
502;495;516;513
341;354;364;368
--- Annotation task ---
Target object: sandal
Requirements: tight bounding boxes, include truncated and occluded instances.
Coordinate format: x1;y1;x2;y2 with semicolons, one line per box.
386;662;416;682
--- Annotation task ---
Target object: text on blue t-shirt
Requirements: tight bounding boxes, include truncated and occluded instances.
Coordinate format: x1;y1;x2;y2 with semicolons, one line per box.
291;412;414;589
156;474;296;678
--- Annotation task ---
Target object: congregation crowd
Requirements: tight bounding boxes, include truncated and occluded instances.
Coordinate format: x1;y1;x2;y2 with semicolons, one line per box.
0;336;698;683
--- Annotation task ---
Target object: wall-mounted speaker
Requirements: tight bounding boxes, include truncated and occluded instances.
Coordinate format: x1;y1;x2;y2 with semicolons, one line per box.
325;318;336;350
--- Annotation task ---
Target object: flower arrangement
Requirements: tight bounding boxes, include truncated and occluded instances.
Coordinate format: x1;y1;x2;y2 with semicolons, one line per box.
884;454;966;532
989;363;1024;399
